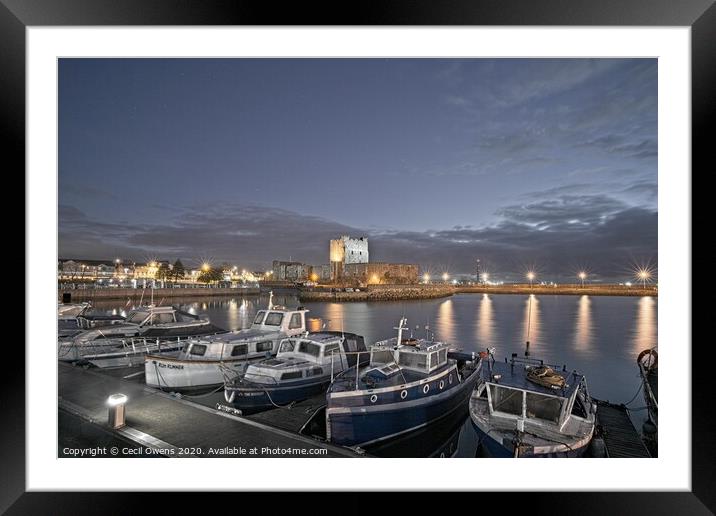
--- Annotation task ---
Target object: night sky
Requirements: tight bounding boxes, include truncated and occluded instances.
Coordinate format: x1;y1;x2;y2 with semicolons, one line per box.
59;58;657;281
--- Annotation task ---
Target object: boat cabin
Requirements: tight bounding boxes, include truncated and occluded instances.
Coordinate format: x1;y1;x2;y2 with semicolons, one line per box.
122;306;196;327
475;359;590;428
250;306;308;335
242;332;366;384
366;338;450;379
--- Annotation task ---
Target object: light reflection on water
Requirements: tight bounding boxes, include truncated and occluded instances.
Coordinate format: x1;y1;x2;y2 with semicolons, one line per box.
574;295;594;354
476;294;496;349
633;296;657;354
88;292;657;457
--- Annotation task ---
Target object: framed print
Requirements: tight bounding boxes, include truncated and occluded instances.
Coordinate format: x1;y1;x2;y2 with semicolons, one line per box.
5;0;711;512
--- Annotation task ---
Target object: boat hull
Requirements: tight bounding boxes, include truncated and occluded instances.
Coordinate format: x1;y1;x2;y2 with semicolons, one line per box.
326;367;478;447
145;356;252;391
224;378;331;412
471;419;590;458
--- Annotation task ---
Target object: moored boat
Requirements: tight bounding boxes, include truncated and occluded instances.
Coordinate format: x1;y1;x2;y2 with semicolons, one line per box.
144;301;310;391
222;331;368;413
57;304;225;365
325;317;481;448
469;351;596;457
637;347;658;447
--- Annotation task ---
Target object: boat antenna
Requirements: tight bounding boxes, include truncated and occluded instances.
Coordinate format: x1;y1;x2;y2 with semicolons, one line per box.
150;285;154;307
139;285;145;307
395;316;408;346
268;291;274;310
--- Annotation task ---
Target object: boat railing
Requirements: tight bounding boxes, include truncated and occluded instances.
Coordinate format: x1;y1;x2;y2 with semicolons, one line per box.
328;349;377;391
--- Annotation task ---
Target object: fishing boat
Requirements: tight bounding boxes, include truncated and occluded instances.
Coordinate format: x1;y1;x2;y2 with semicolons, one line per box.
57;304;225;366
144;299;310;391
324;317;481;448
637;347;658;445
469;350;596;457
222;331;368;413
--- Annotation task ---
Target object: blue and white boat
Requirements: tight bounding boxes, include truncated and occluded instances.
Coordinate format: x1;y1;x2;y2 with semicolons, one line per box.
325;318;481;448
470;351;596;457
222;331;368;413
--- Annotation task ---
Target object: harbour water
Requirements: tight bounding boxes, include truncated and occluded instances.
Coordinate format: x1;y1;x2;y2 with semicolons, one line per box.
88;292;657;457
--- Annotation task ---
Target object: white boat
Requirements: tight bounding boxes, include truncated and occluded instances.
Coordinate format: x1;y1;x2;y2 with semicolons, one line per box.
469;351;596;457
58;302;91;319
144;295;310;391
58;304;224;365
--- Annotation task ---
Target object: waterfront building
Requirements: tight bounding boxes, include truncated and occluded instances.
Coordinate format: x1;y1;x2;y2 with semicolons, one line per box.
343;262;419;285
330;235;369;280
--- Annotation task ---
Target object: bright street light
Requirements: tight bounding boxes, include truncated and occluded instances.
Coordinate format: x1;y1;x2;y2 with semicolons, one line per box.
578;271;587;288
526;271;535;288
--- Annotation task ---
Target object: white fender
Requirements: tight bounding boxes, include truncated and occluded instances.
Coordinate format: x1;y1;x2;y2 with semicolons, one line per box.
224;389;235;403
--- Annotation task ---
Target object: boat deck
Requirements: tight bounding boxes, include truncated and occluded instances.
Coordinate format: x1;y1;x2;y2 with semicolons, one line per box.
594;399;652;458
59;362;360;457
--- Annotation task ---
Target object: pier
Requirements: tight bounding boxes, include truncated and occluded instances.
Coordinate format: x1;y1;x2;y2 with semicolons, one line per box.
58;362;360;458
594;400;652;458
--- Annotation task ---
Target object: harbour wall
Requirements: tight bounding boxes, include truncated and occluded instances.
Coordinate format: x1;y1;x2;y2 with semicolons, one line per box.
298;285;454;302
454;284;657;297
59;287;260;302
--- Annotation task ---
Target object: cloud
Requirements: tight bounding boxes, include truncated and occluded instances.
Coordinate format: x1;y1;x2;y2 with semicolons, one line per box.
60;196;657;281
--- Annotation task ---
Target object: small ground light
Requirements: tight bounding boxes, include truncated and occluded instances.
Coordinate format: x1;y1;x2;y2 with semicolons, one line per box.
107;393;128;429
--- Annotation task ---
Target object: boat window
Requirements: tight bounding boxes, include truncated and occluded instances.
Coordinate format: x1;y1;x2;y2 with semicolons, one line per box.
190;344;207;356
324;343;340;357
281;371;303;380
489;385;523;416
398;351;427;370
288;313;303;329
264;312;284;326
370;349;394;366
308;367;324;376
126;311;147;324
297;341;321;357
279;340;295;353
439;349;447;364
231;344;248;357
430;352;438;368
253;311;266;325
526;392;563;423
153;312;175;324
256;341;273;352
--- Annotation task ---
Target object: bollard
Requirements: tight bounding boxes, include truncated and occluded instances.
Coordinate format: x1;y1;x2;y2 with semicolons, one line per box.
107;393;128;429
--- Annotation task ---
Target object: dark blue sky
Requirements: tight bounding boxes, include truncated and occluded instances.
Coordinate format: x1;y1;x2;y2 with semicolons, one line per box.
59;58;657;281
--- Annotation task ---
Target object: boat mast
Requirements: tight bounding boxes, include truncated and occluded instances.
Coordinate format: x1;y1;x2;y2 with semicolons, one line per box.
268;291;274;310
395;317;408;345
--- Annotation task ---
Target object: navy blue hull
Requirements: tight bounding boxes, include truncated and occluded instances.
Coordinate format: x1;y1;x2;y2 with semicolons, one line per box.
327;369;478;447
471;419;588;458
226;378;330;412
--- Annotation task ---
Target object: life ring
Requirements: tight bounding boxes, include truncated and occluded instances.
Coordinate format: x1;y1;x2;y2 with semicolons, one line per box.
224;389;235;403
423;384;430;394
637;349;658;370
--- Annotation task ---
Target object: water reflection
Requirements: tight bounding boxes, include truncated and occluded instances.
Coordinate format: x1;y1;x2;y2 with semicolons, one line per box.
477;294;496;349
574;295;594;353
521;295;541;352
435;299;456;344
322;302;347;333
633;296;657;354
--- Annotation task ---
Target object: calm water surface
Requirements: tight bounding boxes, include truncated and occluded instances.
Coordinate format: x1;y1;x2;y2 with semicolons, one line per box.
92;293;657;457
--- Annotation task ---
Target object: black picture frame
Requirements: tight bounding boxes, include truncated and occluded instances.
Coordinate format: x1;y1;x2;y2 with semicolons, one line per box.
5;0;709;512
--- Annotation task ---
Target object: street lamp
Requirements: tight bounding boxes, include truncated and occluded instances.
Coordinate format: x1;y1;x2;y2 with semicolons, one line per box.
637;269;650;288
578;271;587;288
442;272;449;283
482;272;489;284
526;271;535;288
423;273;431;284
201;263;210;272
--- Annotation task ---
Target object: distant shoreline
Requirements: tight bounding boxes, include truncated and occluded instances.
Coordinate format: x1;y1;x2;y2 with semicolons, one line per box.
299;283;656;302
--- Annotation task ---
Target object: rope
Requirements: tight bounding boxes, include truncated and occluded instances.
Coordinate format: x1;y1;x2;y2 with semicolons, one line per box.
623;379;644;406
